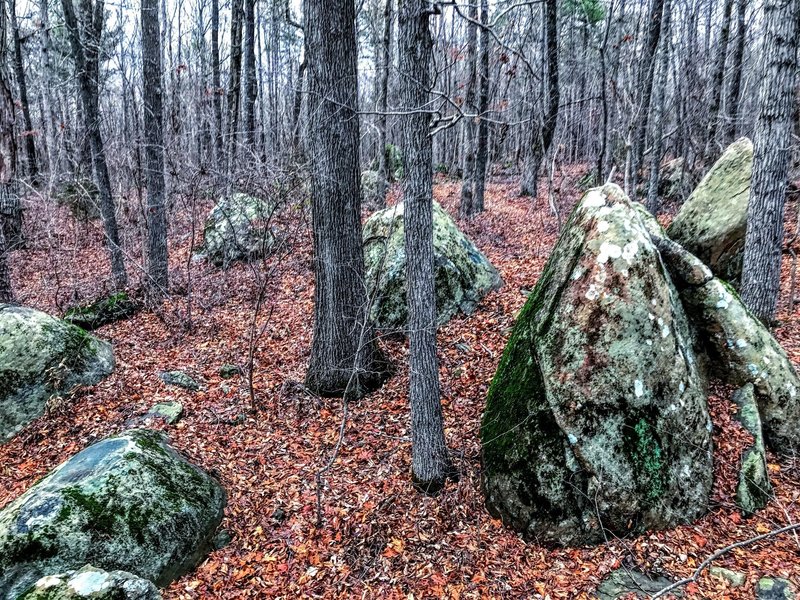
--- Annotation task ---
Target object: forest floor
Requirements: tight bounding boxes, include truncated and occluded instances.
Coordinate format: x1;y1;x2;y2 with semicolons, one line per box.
2;172;800;599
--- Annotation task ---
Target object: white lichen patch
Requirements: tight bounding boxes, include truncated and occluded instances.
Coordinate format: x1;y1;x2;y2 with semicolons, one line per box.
622;241;639;262
35;576;64;590
583;189;607;209
69;570;112;596
736;339;748;349
597;242;622;264
585;285;600;301
634;380;644;398
597;221;610;233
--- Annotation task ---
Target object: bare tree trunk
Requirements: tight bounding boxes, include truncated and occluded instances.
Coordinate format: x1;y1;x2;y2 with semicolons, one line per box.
631;0;667;197
226;0;244;178
398;0;456;494
646;0;672;214
0;8;17;300
520;0;559;198
472;0;490;213
304;0;388;399
740;0;800;324
459;2;478;217
37;0;60;176
375;0;393;208
141;0;168;296
210;0;224;171
702;0;734;164
61;0;128;288
723;0;748;144
243;0;257;152
8;0;38;183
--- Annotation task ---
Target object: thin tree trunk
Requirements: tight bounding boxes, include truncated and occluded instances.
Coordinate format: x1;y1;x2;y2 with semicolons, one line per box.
398;0;456;494
375;0;393;208
472;0;490;213
646;0;672;214
740;0;800;324
210;0;224;171
702;0;734;164
61;0;127;288
459;2;478;217
631;0;667;197
0;5;18;298
723;0;747;144
8;0;38;183
226;0;244;178
304;0;388;399
141;0;168;296
243;0;257;152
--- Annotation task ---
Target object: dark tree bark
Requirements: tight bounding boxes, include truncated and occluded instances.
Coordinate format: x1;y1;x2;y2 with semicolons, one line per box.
472;0;490;213
398;0;456;494
375;0;393;208
740;0;800;324
723;0;748;144
61;0;128;288
226;0;244;176
646;0;672;214
631;0;667;196
8;0;38;183
304;0;388;399
141;0;168;296
702;0;734;164
242;0;257;151
210;0;224;170
520;0;559;198
0;2;17;300
458;1;478;217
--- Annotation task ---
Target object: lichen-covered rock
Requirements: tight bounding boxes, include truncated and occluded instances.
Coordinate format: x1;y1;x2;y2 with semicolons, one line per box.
158;371;201;392
596;568;676;599
19;565;161;600
203;193;275;267
659;244;800;454
659;157;686;202
0;429;226;598
667;137;753;283
0;305;114;443
145;402;183;425
363;201;502;331
481;183;713;546
64;293;139;331
757;577;797;600
733;384;773;514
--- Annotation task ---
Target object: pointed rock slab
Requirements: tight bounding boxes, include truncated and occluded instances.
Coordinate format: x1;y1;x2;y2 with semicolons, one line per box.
19;565;161;600
733;384;773;514
363;200;502;331
481;184;712;546
656;241;800;455
0;305;114;443
0;430;225;598
667;137;753;284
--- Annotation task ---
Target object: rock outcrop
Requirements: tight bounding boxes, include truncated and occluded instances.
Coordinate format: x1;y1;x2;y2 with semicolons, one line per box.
732;385;773;514
0;430;225;598
667;137;753;284
0;305;114;443
19;565;161;600
481;184;713;546
363;201;502;331
203;193;275;267
64;293;139;331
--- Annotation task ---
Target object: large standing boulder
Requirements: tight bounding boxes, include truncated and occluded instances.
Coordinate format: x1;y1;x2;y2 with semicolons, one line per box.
363;201;502;331
0;305;114;443
656;238;800;455
481;184;713;546
203;192;275;267
19;565;161;600
667;137;753;284
0;429;226;598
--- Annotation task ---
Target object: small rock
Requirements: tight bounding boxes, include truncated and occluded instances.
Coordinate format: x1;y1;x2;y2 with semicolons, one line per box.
596;568;678;599
159;370;201;391
64;292;139;331
19;565;161;600
757;577;797;599
710;566;746;587
219;364;243;379
733;384;773;514
146;401;184;425
212;529;233;550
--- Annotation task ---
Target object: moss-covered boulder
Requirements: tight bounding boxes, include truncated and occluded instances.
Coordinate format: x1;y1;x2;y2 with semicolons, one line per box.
667;137;753;284
361;170;381;204
659;246;800;454
0;305;114;444
19;565;161;600
64;293;139;331
481;184;713;546
363;201;502;331
203;193;275;268
0;430;225;598
732;385;773;515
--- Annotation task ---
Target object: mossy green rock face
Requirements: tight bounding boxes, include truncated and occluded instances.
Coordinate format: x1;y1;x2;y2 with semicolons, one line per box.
667;137;753;284
64;293;139;331
0;305;114;444
19;565;161;600
363;201;502;331
481;184;713;546
0;429;226;598
203;193;275;268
